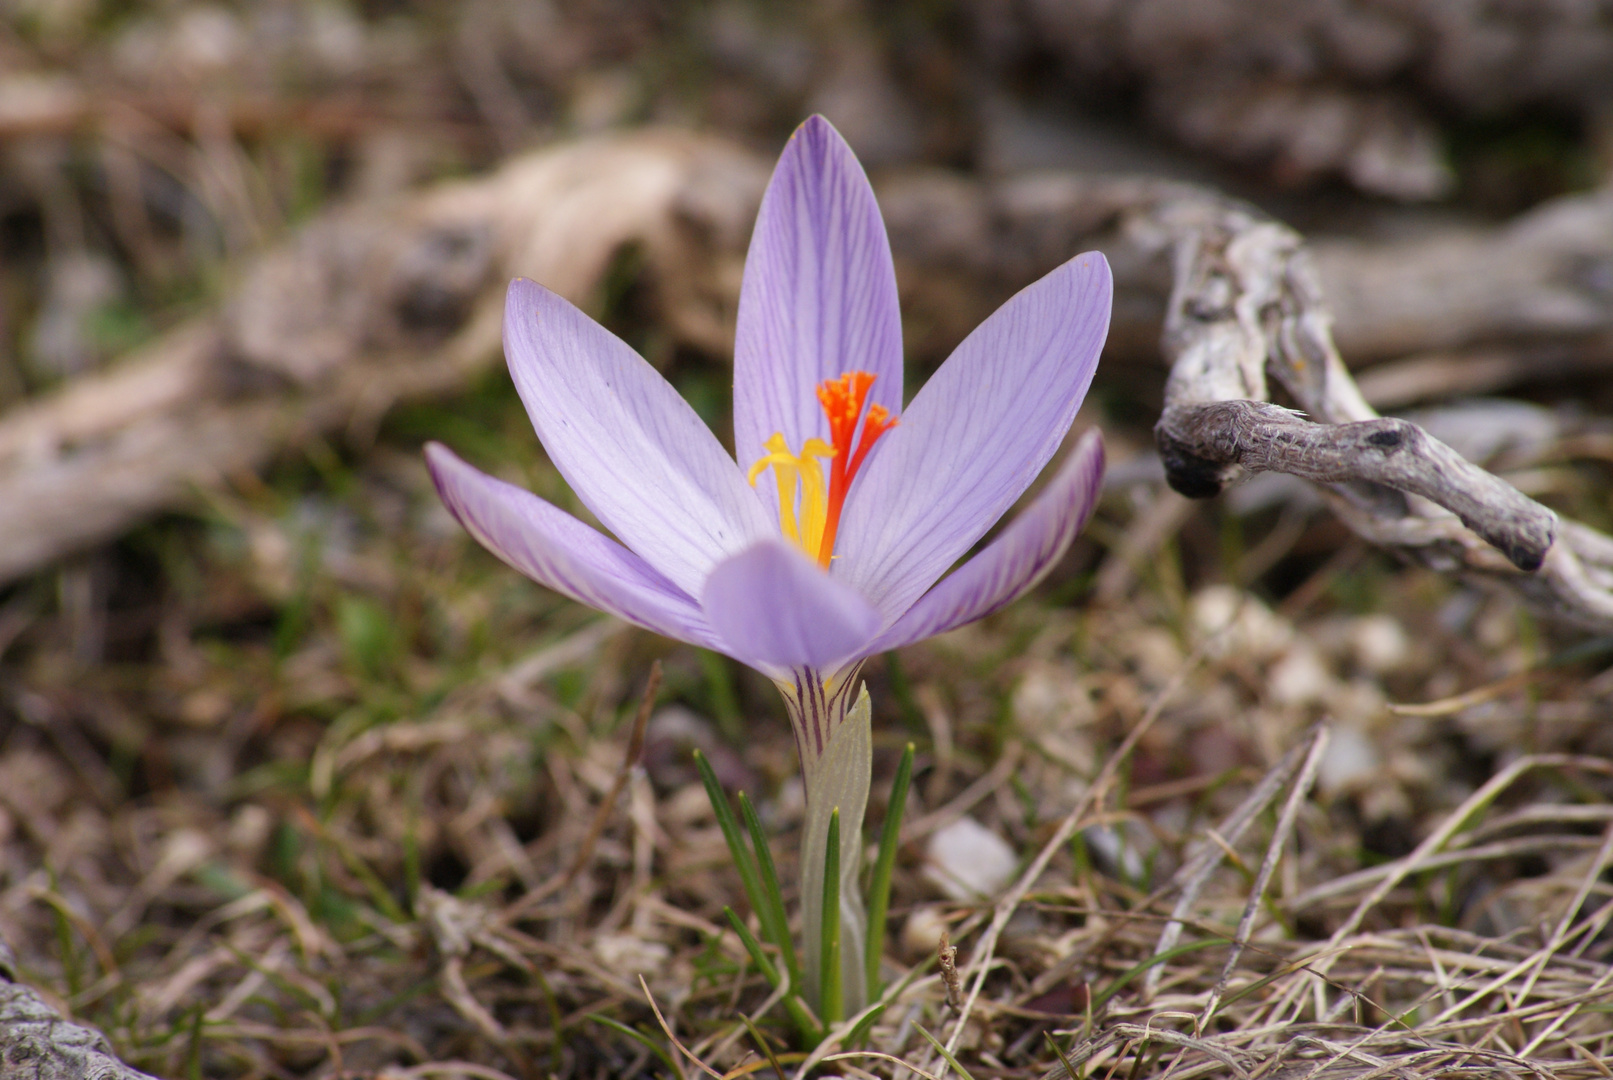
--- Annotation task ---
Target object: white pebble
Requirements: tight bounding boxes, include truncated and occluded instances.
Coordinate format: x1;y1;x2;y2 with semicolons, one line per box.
924;817;1018;901
1318;724;1380;796
1268;645;1334;707
901;904;949;958
594;933;670;975
1350;615;1411;674
1191;585;1293;660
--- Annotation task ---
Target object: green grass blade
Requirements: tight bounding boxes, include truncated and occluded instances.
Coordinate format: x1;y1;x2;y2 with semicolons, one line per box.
693;749;767;924
1046;1031;1081;1080
587;1013;682;1078
820;806;843;1027
915;1021;977;1080
865;741;913;996
1091;938;1223;1014
739;790;798;988
740;1013;788;1080
402;814;421;916
843;1001;885;1049
724;906;823;1046
724;905;780;985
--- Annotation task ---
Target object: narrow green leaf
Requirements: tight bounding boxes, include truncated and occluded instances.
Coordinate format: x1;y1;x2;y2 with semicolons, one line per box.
820;807;843;1027
184;1003;205;1080
724;905;780;985
531;961;567;1076
1091;938;1222;1014
724;907;823;1046
865;741;913;996
740;1013;788;1080
915;1021;977;1080
693;749;767;923
587;1013;682;1078
843;1002;886;1049
739;790;798;988
325;832;409;924
1046;1031;1081;1080
697;649;743;742
402;813;421;916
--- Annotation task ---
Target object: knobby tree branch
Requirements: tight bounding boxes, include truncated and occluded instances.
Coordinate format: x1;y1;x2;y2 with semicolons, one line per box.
0;935;159;1080
1148;197;1613;630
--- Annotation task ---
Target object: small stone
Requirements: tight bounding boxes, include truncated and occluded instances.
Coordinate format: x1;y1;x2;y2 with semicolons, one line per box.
1318;724;1380;796
1012;663;1095;736
661;782;715;826
594;933;670;976
901;904;948;959
1350;615;1411;674
180;688;232;728
227;804;273;858
1268;645;1334;707
924;817;1017;901
1128;627;1185;686
1191;585;1293;660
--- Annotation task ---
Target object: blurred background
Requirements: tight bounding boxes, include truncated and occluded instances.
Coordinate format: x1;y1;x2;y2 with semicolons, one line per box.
3;2;1613;1078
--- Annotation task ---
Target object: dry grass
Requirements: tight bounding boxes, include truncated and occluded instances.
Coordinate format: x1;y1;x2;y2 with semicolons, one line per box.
2;407;1612;1078
3;5;1613;1077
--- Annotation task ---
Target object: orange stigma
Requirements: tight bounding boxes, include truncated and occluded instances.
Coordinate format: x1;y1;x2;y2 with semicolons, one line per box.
814;372;897;566
748;371;898;568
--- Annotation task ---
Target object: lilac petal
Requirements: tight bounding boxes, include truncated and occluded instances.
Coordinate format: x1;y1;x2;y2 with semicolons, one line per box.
504;278;773;598
868;430;1104;653
702;540;881;674
733;115;903;491
834;251;1112;620
426;443;722;649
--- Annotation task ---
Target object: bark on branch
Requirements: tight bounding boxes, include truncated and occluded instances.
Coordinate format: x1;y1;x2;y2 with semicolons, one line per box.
1156;402;1554;573
0;936;157;1080
1149;197;1613;631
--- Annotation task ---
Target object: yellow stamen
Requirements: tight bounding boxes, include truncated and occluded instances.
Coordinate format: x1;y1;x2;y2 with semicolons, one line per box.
747;433;835;560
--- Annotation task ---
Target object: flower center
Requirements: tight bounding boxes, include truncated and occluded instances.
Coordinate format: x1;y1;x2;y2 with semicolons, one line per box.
746;372;897;568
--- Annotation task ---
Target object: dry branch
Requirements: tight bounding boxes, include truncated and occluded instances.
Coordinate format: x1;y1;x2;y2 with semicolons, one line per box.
3;128;1613;630
0;935;158;1080
1147;191;1613;631
0;130;766;585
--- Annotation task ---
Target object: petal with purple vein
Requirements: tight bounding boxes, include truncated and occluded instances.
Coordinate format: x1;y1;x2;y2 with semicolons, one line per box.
701;540;881;674
733;115;903;513
503;278;773;598
868;430;1104;653
833;251;1111;620
427;443;721;649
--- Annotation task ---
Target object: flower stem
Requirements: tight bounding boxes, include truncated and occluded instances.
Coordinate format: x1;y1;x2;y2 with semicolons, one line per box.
798;682;872;1014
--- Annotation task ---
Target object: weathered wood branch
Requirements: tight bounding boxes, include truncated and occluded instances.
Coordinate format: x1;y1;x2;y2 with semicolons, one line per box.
0;936;157;1080
0;131;766;584
1155;401;1554;572
1149;196;1613;632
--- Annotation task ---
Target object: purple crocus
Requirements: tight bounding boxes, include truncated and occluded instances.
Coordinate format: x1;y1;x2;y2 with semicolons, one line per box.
425;115;1110;1007
427;115;1109;739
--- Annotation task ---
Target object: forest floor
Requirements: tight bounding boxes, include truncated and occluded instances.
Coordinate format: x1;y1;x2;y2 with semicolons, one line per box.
3;2;1613;1078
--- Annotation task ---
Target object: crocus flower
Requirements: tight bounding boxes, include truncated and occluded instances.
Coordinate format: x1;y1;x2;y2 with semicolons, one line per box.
426;115;1111;1010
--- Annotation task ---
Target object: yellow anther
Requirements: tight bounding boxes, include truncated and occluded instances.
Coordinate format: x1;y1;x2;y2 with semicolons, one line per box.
748;433;835;561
